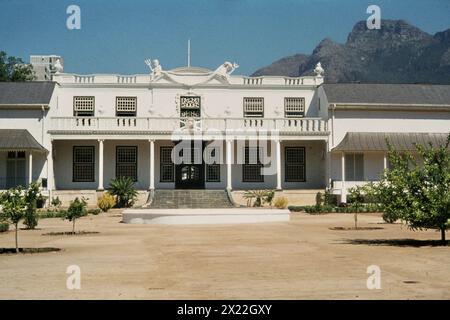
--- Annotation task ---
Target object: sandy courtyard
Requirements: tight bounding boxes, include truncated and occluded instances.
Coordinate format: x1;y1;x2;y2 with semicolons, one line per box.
0;211;449;299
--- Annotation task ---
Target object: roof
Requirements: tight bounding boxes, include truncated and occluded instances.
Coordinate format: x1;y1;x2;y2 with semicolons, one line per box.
0;129;47;152
0;81;55;106
322;83;450;106
333;132;449;152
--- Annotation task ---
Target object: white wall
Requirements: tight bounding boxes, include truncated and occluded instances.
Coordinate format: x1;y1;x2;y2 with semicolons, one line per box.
54;85;320;119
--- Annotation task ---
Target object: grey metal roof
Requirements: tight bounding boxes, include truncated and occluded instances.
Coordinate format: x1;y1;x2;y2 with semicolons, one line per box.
0;82;55;105
0;129;47;152
333;132;449;152
322;84;450;106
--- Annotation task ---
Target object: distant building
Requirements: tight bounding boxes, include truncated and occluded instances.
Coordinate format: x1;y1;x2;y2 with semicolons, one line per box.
30;55;64;81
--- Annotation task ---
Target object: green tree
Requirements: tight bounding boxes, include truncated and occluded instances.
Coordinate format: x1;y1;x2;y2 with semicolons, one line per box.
23;182;41;229
65;197;87;234
108;177;138;208
0;187;27;253
375;135;450;244
0;51;35;82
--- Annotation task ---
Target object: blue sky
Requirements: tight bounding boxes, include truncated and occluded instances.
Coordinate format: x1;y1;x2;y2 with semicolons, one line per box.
1;0;449;75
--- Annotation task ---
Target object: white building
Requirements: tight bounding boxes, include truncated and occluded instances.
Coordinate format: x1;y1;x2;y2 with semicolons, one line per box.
30;55;64;81
0;60;449;206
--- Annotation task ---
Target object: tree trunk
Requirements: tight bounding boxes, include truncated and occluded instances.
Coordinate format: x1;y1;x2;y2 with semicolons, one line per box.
354;212;358;230
15;222;19;253
72;219;76;235
441;228;446;244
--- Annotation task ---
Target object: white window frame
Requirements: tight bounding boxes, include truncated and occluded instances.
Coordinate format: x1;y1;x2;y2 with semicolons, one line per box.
116;96;137;117
243;97;264;118
284;97;305;118
73;96;95;117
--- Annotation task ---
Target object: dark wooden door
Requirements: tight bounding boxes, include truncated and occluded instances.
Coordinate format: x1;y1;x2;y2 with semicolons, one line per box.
175;141;205;189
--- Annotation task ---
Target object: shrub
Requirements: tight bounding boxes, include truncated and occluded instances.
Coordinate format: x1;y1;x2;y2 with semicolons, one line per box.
51;196;62;208
64;197;87;234
108;177;138;208
97;192;116;212
243;190;276;207
315;192;324;207
274;197;289;209
0;222;9;233
39;209;67;219
23;182;42;230
88;208;101;215
0;187;27;252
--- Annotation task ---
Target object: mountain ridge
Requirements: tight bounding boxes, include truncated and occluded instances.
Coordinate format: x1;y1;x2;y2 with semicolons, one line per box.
251;20;450;84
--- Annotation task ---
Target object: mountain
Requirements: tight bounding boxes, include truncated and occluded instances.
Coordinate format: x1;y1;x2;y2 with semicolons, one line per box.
252;20;450;84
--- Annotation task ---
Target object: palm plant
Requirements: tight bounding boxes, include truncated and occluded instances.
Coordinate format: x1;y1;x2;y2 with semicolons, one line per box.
108;177;138;208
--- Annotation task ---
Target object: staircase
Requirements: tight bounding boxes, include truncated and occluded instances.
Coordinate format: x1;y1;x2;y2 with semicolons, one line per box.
149;189;235;209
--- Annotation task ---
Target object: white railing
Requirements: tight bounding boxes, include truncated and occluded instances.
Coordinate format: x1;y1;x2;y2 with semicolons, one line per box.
49;117;328;134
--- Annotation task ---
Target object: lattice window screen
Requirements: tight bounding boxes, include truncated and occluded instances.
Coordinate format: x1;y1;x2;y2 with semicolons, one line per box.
116;97;137;116
73;96;95;116
243;97;264;117
284;97;305;117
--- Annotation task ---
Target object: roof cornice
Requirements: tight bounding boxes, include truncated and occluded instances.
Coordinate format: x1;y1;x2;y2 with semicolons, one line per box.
0;104;49;110
329;103;450;112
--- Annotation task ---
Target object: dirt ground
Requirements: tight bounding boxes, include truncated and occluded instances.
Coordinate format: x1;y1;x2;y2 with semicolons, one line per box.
0;211;449;299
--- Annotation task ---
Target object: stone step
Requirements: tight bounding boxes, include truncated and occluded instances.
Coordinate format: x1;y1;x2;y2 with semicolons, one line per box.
150;189;234;209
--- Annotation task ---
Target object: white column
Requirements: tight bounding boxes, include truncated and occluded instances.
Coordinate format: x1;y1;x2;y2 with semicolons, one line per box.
98;139;104;190
341;152;346;203
149;139;155;190
226;139;232;190
28;151;33;185
275;139;282;190
383;152;388;170
325;140;331;189
47;139;55;192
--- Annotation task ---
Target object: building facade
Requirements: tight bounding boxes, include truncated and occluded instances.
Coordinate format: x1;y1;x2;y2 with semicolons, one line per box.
30;55;64;81
0;61;449;205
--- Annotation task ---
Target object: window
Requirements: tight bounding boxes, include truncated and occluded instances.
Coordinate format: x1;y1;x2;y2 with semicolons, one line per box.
73;96;95;117
73;146;95;182
345;153;364;181
160;147;174;182
6;151;26;188
284;97;305;117
116;146;137;181
205;147;220;182
243;147;264;182
285;147;306;182
116;97;137;117
243;97;264;117
180;96;201;118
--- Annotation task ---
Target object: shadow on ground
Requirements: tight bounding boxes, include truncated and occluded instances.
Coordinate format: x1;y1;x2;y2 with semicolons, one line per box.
341;239;450;247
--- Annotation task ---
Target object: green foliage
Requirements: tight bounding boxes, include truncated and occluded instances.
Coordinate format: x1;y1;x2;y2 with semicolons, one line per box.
315;192;324;207
64;197;87;234
288;203;382;214
38;209;67;219
23;182;42;229
51;196;62;208
372;135;450;243
97;192;116;212
0;51;35;81
243;190;276;207
87;208;101;215
108;177;138;208
0;187;27;252
0;222;9;233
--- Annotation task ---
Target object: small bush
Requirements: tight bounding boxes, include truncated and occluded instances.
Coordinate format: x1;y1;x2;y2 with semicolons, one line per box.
0;222;9;233
65;197;87;234
274;197;289;209
88;208;101;215
97;193;116;212
108;177;138;208
51;196;62;208
39;209;67;219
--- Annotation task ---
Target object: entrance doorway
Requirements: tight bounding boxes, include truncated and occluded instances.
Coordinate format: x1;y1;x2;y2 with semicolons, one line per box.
175;140;205;189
